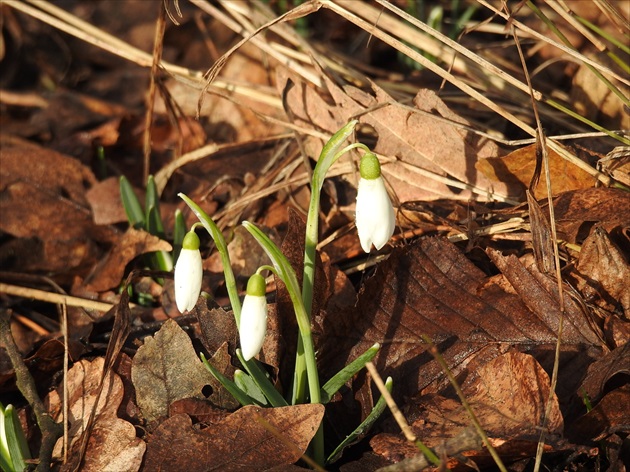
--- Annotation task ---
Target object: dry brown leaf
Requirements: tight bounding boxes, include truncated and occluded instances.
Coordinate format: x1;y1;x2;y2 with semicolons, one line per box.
570;52;629;130
143;405;324;471
84;227;172;292
477;143;596;200
371;353;563;465
0;135;116;275
463;351;563;437
544;188;630;244
486;250;603;346
317;238;603;401
598;146;630;187
579;342;630;404
46;358;145;470
70;416;145;472
280;71;509;202
47;357;122;443
85;176;130;225
568;385;630;442
575;226;630;318
131;318;221;422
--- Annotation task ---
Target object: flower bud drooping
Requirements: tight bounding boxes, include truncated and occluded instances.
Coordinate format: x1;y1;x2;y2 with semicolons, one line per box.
174;230;202;313
355;152;395;253
239;273;268;361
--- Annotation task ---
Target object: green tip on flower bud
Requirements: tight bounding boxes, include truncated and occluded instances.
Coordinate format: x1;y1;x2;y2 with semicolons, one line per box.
246;273;266;297
182;230;200;250
359;152;381;180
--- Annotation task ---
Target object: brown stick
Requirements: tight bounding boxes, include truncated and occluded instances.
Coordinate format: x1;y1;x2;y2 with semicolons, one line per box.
0;312;62;471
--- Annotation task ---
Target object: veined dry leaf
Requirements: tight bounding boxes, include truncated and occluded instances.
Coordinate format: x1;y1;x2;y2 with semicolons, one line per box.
65;416;145;472
315;236;604;450
371;352;562;465
143;405;324;471
279;71;509;202
477;143;596;200
131;319;221;422
45;358;145;471
463;351;563;437
47;358;122;443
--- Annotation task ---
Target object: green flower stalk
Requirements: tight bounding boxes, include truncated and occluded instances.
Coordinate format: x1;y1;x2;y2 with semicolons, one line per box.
174;229;202;313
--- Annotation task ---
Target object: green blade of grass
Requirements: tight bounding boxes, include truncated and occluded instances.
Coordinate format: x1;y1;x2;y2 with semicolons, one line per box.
119;176;145;229
320;343;380;404
200;353;253;407
326;376;393;465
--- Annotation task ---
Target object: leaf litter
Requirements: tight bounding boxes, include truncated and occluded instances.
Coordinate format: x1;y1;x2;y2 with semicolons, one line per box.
0;1;629;471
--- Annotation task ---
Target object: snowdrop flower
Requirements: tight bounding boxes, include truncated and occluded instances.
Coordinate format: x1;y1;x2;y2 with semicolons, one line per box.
239;273;268;361
174;230;202;313
355;152;395;253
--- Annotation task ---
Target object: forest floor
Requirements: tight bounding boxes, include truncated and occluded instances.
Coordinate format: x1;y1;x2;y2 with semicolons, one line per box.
0;1;629;471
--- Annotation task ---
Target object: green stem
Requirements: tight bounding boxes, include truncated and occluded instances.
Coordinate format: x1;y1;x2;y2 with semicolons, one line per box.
179;193;242;324
181;197;283;408
292;337;307;404
242;221;324;464
302;122;360;318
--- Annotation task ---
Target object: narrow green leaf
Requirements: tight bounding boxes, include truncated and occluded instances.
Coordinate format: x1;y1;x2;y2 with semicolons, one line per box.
200;353;253;406
144;175;165;239
234;370;268;406
236;349;288;408
146;205;165;239
173;209;186;264
320;343;380;404
0;403;12;472
326;376;393;464
119;176;145;229
3;405;30;472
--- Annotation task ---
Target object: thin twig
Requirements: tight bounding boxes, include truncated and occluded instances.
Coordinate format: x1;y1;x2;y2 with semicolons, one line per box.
0;283;118;313
365;362;441;467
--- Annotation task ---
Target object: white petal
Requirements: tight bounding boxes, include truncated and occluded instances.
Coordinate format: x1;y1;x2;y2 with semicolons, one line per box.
356;176;395;252
174;248;203;312
239;295;268;361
